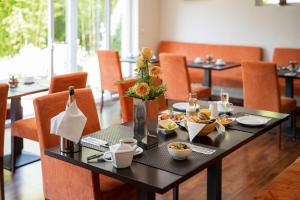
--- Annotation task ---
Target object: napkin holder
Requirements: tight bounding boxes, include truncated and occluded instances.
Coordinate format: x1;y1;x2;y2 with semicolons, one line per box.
60;137;81;153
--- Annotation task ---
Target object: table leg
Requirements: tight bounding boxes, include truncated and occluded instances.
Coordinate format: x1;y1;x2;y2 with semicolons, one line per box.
172;186;179;200
207;160;222;200
204;69;212;88
137;189;155;200
285;78;294;97
3;97;40;171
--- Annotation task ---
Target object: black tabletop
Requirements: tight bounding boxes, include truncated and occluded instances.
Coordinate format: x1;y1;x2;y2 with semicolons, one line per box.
277;68;300;79
187;61;240;71
120;57;160;64
45;101;289;194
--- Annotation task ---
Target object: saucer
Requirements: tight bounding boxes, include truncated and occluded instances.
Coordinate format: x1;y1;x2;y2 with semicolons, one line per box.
134;147;143;156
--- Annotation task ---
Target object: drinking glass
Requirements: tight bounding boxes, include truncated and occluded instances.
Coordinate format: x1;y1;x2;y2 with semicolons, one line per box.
186;92;197;117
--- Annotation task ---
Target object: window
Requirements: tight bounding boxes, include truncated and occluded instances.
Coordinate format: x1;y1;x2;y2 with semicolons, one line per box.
261;0;300;5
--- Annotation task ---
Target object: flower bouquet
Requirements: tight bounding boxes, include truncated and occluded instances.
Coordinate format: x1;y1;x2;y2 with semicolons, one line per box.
126;47;166;149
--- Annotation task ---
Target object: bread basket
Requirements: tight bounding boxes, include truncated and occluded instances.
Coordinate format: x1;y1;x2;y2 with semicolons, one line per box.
198;122;215;136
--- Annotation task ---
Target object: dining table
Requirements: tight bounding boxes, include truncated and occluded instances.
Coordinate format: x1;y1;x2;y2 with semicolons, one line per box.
45;101;288;200
120;57;241;88
277;68;300;97
3;80;49;170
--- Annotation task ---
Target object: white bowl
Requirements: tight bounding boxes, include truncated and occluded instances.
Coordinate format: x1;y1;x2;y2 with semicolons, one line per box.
167;142;192;160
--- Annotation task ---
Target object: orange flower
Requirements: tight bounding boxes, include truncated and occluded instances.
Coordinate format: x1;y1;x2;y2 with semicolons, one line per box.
149;66;161;78
141;47;153;61
134;83;150;97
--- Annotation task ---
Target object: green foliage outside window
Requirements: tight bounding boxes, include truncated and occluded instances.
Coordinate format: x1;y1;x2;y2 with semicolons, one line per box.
0;0;121;58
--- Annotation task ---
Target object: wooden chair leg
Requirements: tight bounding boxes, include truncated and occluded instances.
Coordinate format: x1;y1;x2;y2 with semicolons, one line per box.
277;125;282;149
100;90;104;114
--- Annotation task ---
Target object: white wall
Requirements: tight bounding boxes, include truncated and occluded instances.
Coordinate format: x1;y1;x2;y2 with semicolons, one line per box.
138;0;160;53
159;0;300;60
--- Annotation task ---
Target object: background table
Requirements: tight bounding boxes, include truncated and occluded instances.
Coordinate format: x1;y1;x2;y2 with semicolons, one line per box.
277;68;300;97
4;81;48;170
45;101;288;200
187;62;241;87
120;57;240;88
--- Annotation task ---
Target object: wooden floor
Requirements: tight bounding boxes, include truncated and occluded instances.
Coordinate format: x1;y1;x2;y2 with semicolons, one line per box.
2;99;300;200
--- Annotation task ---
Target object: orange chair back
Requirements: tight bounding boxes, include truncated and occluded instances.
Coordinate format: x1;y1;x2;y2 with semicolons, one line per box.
117;79;137;123
160;53;191;101
0;84;8;157
273;48;300;66
117;79;167;123
49;72;88;94
33;88;100;199
97;50;123;92
242;61;281;112
34;88;100;152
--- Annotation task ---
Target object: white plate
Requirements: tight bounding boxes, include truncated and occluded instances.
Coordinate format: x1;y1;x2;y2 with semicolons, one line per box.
284;72;297;76
236;115;270;126
134;147;143;156
173;102;200;112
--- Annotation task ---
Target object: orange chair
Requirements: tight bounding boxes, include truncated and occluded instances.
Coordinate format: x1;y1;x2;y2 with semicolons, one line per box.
0;84;8;200
33;88;136;200
96;50;123;113
242;61;297;147
116;78;167;123
11;72;88;172
159;53;211;101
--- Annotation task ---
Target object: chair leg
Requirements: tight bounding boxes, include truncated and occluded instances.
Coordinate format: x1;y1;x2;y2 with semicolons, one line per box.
292;111;297;139
11;136;17;173
100;90;104;114
277;125;282;149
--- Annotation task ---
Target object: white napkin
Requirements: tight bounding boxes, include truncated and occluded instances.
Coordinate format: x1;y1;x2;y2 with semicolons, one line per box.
215;122;226;134
187;121;206;142
51;100;87;143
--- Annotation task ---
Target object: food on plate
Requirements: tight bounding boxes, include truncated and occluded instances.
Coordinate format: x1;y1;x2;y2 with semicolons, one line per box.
169;142;190;150
199;109;211;117
216;116;233;125
158;119;177;130
159;113;170;120
159;112;185;122
198;112;210;120
187;113;212;124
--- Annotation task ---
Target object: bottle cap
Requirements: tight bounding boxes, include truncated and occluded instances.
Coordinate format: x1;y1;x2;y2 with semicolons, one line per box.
69;86;75;95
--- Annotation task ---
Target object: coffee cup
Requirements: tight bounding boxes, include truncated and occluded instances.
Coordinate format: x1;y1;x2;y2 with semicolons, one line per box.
103;143;137;168
215;59;225;66
217;101;234;113
119;138;137;147
194;57;203;64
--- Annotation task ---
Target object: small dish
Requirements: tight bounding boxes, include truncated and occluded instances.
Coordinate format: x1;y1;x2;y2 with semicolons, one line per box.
168;142;192;160
158;119;178;135
236;115;270;126
173;102;200;112
216;116;234;126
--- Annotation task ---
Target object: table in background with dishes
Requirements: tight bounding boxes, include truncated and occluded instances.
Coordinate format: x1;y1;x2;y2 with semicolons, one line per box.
45;89;289;200
277;60;300;97
121;54;241;88
1;75;49;170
